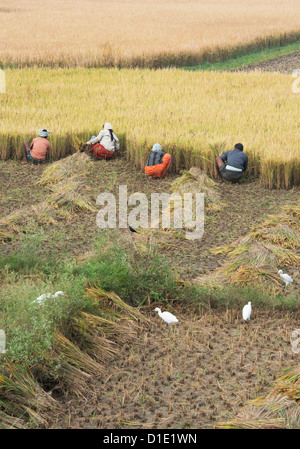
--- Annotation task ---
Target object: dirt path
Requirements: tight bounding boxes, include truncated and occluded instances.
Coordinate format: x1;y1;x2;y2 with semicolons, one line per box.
234;50;300;74
49;308;300;429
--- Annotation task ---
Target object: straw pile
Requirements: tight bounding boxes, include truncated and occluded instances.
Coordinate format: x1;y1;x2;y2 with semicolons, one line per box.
0;287;150;426
194;205;300;294
217;365;300;429
0;361;57;428
32;287;151;398
0;153;96;237
171;167;224;212
37;152;93;187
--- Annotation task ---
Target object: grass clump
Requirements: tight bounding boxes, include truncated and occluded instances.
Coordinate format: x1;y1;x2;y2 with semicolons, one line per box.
74;232;180;306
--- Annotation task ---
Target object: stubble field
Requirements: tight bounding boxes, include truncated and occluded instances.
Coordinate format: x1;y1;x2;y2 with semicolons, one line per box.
0;156;299;429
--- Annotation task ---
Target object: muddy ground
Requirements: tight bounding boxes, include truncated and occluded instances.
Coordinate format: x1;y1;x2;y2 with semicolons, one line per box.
234;49;300;74
49;307;300;429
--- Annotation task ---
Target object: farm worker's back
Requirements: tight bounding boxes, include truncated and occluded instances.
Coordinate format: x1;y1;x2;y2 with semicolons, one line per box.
30;137;51;160
84;122;120;160
215;143;248;183
145;143;171;179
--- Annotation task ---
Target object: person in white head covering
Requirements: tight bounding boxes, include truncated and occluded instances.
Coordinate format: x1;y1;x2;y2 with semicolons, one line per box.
83;122;120;160
22;129;51;164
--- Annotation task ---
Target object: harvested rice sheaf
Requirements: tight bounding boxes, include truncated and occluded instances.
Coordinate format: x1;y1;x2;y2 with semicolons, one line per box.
195;205;300;292
0;362;57;426
0;153;96;236
31;289;149;397
85;286;151;326
0;230;13;244
0;202;72;234
46;179;96;213
171;167;224;212
53;330;103;377
38;152;93;187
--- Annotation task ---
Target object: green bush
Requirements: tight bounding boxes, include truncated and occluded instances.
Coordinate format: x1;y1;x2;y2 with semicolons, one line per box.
76;233;180;306
0;272;91;365
0;231;183;364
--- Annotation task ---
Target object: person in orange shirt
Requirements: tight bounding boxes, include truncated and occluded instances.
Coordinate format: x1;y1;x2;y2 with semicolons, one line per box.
144;143;172;179
22;129;51;164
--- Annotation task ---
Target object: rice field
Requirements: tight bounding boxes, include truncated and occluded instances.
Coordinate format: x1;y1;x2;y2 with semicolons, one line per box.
1;0;300;67
1;0;300;430
1;149;299;429
1;67;299;188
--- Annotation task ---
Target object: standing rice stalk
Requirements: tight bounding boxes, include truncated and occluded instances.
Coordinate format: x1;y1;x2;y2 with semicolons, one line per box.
1;68;299;188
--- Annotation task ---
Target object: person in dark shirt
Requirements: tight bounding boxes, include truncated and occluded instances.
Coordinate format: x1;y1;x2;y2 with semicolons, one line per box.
145;143;172;179
215;143;248;183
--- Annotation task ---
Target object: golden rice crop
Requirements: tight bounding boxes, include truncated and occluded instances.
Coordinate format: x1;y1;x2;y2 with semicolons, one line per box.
171;167;224;212
1;0;300;67
195;205;300;292
1;68;299;188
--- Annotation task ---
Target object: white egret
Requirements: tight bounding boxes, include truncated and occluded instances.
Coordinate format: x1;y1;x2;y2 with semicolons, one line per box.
53;291;64;297
34;293;52;304
242;301;252;322
278;270;293;288
33;291;64;305
154;308;178;326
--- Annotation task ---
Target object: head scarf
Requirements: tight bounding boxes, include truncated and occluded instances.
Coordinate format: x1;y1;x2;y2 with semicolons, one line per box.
39;129;50;138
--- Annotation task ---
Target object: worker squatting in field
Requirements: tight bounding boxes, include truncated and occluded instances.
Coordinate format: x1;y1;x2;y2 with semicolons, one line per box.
20;122;247;186
144;143;172;179
22;129;51;165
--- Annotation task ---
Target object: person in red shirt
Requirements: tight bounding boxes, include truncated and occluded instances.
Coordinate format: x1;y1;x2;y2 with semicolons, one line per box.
22;129;51;164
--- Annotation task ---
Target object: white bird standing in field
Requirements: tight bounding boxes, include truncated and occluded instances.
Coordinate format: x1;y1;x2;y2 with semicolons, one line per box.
278;270;293;288
242;301;252;322
33;291;64;305
154;308;178;326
